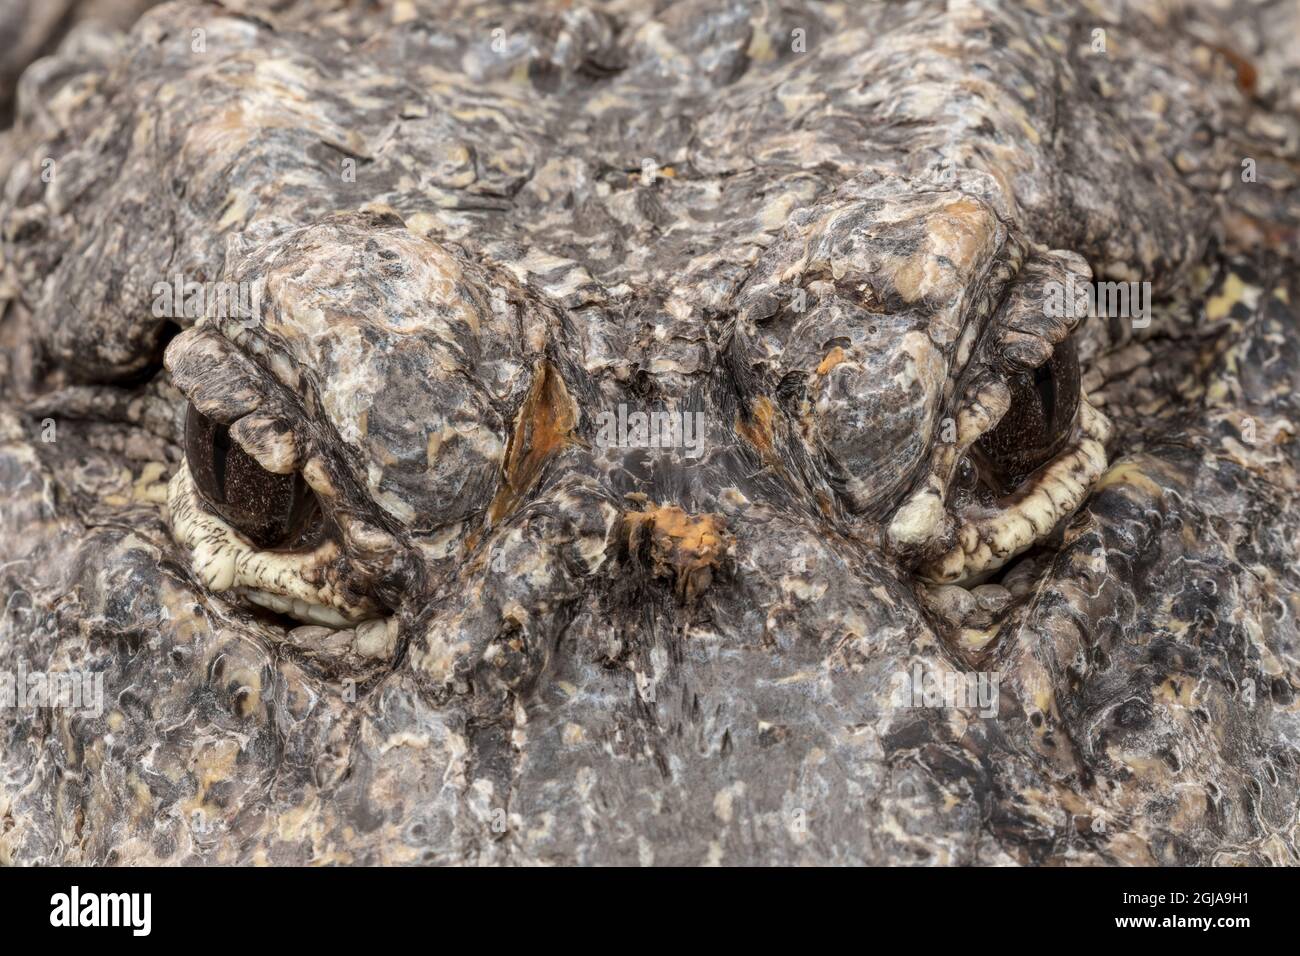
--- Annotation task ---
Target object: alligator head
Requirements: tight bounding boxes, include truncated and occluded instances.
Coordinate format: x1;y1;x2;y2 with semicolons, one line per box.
1;0;1298;865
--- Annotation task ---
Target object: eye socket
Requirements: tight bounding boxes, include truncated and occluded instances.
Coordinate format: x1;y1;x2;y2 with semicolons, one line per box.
975;336;1081;486
184;403;321;550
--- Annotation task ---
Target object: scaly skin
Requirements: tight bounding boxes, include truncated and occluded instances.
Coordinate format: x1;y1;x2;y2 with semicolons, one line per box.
0;0;1298;864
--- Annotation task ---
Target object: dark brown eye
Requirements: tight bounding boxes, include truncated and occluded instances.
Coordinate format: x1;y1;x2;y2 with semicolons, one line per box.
975;337;1081;486
184;403;320;550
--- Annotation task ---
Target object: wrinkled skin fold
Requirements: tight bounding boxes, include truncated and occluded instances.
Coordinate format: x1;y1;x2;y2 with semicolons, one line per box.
1;0;1299;864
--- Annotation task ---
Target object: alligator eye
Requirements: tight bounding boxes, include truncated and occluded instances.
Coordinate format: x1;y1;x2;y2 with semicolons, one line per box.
975;337;1081;485
184;403;320;549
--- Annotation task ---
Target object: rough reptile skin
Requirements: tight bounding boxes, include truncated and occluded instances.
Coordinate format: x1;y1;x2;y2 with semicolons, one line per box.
1;0;1299;865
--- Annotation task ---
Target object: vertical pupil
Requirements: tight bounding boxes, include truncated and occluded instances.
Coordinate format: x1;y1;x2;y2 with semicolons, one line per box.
973;337;1081;485
211;421;231;501
184;402;312;549
1033;360;1056;428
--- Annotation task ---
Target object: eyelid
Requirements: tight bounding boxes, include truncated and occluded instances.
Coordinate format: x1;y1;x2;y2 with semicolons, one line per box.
167;326;306;495
228;414;300;475
164;326;266;423
982;249;1091;374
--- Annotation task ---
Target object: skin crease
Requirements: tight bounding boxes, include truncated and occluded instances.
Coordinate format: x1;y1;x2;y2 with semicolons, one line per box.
0;0;1299;865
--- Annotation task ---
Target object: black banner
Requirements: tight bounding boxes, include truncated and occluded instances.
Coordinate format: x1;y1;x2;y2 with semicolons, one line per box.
0;866;1276;942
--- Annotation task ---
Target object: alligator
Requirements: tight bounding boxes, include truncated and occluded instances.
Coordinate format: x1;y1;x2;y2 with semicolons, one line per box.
1;0;1298;865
